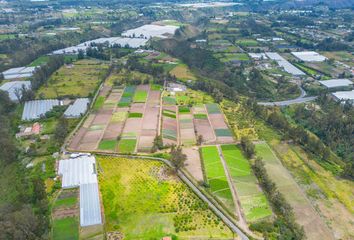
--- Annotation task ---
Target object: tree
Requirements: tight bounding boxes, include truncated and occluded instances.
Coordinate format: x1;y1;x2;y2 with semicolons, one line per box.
240;136;255;158
54;117;68;145
77;49;85;60
197;135;203;146
151;135;163;152
170;145;187;170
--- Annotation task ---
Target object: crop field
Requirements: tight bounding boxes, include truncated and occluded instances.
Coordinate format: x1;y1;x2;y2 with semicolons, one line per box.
117;138;137;153
201;146;235;212
119;86;136;107
193;105;215;143
255;142;334;239
221;145;272;222
52;190;79;240
98;156;234;239
179;113;196;146
206;104;234;143
214;53;250;62
162;106;178;145
133;90;148;103
236;39;258;47
37;59;109;98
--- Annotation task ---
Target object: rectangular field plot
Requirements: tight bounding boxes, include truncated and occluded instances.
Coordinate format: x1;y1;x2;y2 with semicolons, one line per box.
221;145;272;222
117;137;137;153
192;105;215;144
205;103;221;114
201;146;235;212
118;86;136;107
162;106;178;146
179;113;196;146
98;139;117;151
133;90;148;103
206;104;234;144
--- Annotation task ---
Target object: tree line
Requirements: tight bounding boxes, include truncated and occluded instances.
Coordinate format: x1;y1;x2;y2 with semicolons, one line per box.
0;91;50;239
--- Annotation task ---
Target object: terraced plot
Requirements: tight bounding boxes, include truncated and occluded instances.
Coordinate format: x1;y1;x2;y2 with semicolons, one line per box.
98;157;233;239
162;106;178;146
179;107;196;146
201;146;235;212
221;145;272;222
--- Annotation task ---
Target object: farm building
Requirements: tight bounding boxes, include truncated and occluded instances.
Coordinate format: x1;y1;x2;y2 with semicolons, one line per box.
122;24;179;39
266;52;306;76
319;79;353;89
2;66;37;79
52;37;148;55
331;90;354;103
166;83;187;92
58;154;102;227
64;98;90;118
16;122;41;138
248;53;268;60
0;81;31;101
291;51;327;62
22;99;60;121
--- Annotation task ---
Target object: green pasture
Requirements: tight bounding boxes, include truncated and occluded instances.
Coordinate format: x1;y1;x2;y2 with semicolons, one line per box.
201;146;234;211
117;138;136;153
133;90;148;103
93;96;105;110
98;139;118;151
128;112;143;118
52;217;79;240
221;145;272;222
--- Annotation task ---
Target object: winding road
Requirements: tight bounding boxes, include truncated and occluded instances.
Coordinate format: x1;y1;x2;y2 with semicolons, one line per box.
258;84;317;106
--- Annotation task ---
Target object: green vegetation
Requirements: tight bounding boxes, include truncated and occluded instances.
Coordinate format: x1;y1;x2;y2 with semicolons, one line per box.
221;145;272;222
98;157;233;239
93;96;105;110
28;55;50;66
162;129;177;141
52;217;79;240
128;112;143;118
111;112;128;122
193;113;208;119
201;146;235;212
236;39;258;47
37;59;109;98
117;138;136;153
133;90;148;103
163;109;177;118
215;129;233;137
98;139;117;151
178;105;190;113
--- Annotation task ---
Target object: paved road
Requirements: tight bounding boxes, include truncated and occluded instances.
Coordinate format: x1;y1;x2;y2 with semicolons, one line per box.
258;85;317;106
95;153;250;240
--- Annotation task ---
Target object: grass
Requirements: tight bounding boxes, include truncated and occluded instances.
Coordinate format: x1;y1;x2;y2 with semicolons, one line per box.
28;55;50;66
97;156;233;239
170;63;196;81
93;96;105;110
221;145;272;222
163;109;177;118
133;90;148;103
128;112;143;118
52;217;79;240
163;96;177;105
37;59;109;98
98;139;117;151
53;196;77;209
117;138;136;153
200;146;235;212
236;39;258;47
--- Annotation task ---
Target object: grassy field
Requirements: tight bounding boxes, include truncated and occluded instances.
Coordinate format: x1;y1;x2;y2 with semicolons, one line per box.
133;90;148;103
98;139;117;151
236;39;258;47
37;59;109;98
28;55;50;66
97;157;234;239
201;146;235;212
52;217;79;240
221;145;272;222
117;138;136;153
170;63;197;81
128;112;143;118
106;69;153;86
93;96;105;110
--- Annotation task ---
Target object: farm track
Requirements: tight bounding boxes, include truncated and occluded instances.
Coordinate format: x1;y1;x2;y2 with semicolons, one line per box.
84;151;250;240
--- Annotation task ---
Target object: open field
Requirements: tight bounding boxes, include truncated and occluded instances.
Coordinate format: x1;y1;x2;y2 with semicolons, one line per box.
221;145;272;222
255;142;334;240
201;146;235;213
206;104;234;143
37;59;109;98
170;63;197;81
52;217;79;240
98;156;234;239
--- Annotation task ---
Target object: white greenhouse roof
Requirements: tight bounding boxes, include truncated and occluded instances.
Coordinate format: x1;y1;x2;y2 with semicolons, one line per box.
0;81;31;101
58;155;102;227
332;90;354;101
80;183;102;227
58;155;97;188
52;37;148;55
291;51;327;62
22;99;60;120
64;98;90;118
266;52;305;76
2;66;37;79
248;53;268;60
319;79;353;88
122;24;179;39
